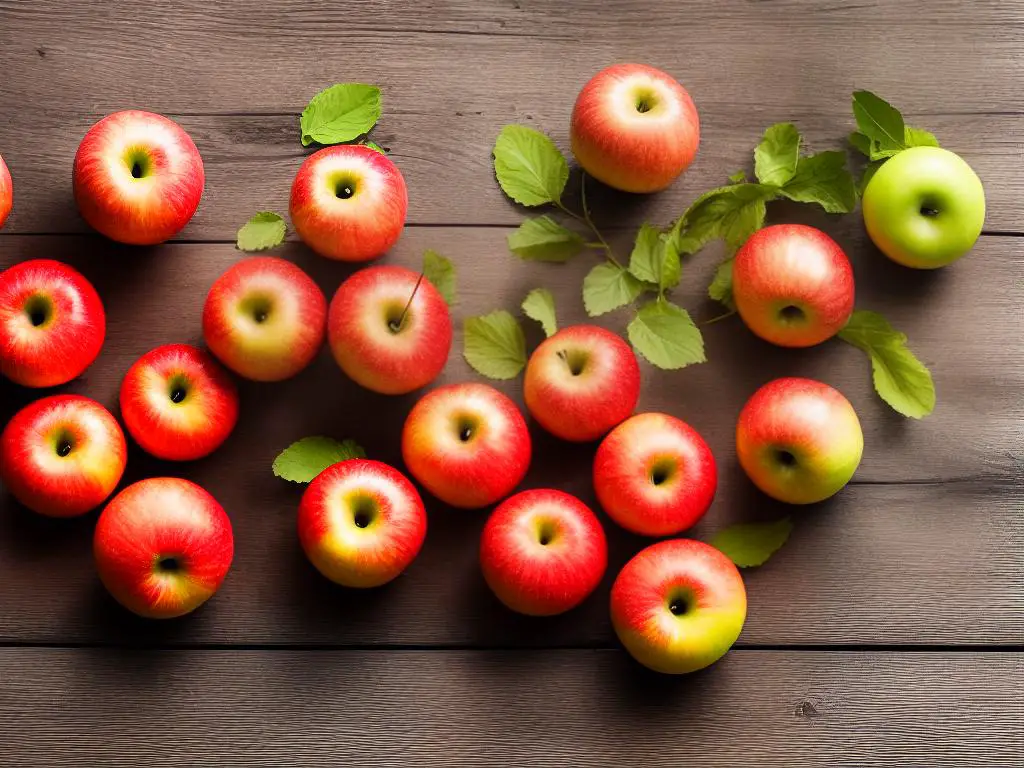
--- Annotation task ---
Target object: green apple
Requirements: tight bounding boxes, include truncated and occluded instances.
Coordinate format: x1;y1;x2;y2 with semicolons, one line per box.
862;146;985;269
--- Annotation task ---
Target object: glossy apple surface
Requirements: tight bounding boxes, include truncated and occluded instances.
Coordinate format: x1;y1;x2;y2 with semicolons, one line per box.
290;144;408;262
570;63;699;193
402;382;531;509
0;153;11;228
0;259;105;387
523;325;640;442
594;412;716;537
328;265;452;395
203;256;326;382
480;488;607;616
736;377;863;504
94;477;233;618
1;395;126;517
73;110;204;245
732;224;855;348
298;459;427;588
610;539;746;674
863;146;985;269
120;343;239;461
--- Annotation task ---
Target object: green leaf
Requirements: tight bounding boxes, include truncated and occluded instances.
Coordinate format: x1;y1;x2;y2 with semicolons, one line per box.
848;131;872;157
463;310;527;380
837;310;936;419
859;160;884;195
507;215;585;262
659;235;682;292
670;184;774;255
492;125;568;207
300;83;381;146
237;211;286;252
362;140;387;154
904;125;939;148
727;170;748;184
627;223;679;291
273;437;366;483
710;518;793;568
753;122;801;186
779;151;857;214
583;262;645;317
521;288;557;337
422;249;456;305
626;300;705;370
852;90;905;157
708;257;735;311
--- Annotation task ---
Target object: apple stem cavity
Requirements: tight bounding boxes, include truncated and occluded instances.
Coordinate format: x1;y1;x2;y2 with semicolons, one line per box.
56;440;72;457
391;272;425;334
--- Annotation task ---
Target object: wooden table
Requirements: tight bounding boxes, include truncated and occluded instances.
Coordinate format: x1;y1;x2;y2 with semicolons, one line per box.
1;1;1021;765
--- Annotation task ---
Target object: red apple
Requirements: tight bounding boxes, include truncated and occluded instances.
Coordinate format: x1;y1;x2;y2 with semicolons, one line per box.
73;110;204;245
298;459;427;588
402;382;531;509
94;477;233;618
0;259;105;388
610;539;747;674
732;224;855;348
290;145;408;262
736;377;863;505
480;488;607;616
202;256;326;382
328;265;452;395
1;395;126;518
570;63;700;193
120;343;239;462
593;413;716;537
0;153;12;229
523;325;640;442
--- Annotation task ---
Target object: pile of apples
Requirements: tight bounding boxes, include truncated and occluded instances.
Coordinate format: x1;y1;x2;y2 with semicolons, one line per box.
0;64;983;675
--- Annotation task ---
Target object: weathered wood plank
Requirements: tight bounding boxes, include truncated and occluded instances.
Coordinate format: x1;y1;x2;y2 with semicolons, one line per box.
0;1;1020;233
1;229;1020;645
0;648;1021;767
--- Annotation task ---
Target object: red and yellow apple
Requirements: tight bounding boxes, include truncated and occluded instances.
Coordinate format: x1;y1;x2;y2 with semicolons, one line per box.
298;459;427;588
736;377;863;504
402;382;531;509
202;256;326;382
480;488;607;616
0;153;12;228
0;395;126;518
120;343;239;462
523;325;640;442
732;224;855;348
94;477;233;618
594;413;716;537
0;259;105;387
570;63;700;193
290;144;408;262
328;265;452;395
610;539;746;674
73;110;204;245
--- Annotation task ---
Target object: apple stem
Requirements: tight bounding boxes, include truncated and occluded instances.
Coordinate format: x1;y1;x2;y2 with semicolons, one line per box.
700;310;737;327
394;272;425;332
555;173;622;268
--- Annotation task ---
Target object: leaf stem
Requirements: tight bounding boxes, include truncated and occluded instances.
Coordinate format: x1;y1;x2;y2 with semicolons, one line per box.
700;310;737;326
555;174;621;268
394;272;425;332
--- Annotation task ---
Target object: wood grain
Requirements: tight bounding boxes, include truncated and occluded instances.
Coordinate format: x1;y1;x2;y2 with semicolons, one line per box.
0;648;1021;767
1;228;1020;646
0;1;1021;233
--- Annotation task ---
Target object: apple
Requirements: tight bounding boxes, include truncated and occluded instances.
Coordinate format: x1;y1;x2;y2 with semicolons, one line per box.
94;477;233;618
523;325;640;442
1;395;126;518
0;153;12;229
593;412;716;537
570;63;700;194
402;382;531;509
480;488;607;616
736;377;863;505
120;343;239;462
732;224;855;348
610;538;747;674
297;458;427;588
290;144;408;262
202;256;326;382
328;265;452;395
73;110;204;245
862;146;986;269
0;259;105;387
